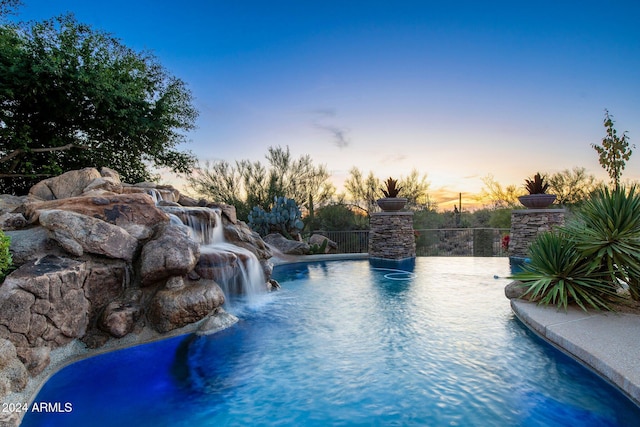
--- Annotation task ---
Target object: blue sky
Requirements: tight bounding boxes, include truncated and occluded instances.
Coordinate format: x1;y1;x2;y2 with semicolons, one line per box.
11;1;640;208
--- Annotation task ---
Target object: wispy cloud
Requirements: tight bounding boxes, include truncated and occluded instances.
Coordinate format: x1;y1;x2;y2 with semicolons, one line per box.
311;109;351;148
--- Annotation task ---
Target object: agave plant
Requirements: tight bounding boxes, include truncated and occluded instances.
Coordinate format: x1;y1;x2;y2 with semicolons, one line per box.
562;185;640;300
381;177;402;198
510;231;620;311
524;172;549;194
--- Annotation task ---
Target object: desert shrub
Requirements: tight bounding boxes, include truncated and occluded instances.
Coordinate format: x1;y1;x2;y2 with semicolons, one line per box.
563;185;640;300
511;232;619;311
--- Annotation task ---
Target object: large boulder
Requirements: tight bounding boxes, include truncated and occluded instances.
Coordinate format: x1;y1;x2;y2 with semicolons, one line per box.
140;223;200;286
309;234;338;254
5;227;66;267
29;167;102;200
38;209;139;261
0;256;90;349
0;194;27;215
82;176;123;195
25;193;169;240
147;280;225;333
263;233;310;255
224;221;272;260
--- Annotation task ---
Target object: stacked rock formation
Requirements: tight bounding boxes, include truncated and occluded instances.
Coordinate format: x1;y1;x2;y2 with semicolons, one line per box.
0;167;272;405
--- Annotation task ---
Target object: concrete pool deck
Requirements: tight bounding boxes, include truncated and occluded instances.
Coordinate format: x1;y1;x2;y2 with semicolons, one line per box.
511;299;640;407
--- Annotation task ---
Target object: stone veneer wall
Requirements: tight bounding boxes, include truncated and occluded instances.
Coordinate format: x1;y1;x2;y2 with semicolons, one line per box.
509;209;565;258
369;212;416;260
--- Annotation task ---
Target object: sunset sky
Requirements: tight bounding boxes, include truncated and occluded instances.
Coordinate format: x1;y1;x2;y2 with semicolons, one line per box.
12;0;640;209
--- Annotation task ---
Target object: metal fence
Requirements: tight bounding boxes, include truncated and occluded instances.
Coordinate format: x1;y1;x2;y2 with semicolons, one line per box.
313;228;510;257
414;228;510;257
314;230;370;254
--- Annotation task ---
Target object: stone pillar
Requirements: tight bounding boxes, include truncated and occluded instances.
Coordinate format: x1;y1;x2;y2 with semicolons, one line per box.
509;209;565;259
369;212;416;261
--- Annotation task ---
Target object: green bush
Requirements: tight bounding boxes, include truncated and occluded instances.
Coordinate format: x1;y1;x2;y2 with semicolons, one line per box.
0;230;12;280
511;232;619;311
511;186;640;310
562;186;640;300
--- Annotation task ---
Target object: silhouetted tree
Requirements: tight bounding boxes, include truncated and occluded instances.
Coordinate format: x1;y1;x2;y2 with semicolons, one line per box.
189;146;335;220
547;167;600;205
592;110;634;190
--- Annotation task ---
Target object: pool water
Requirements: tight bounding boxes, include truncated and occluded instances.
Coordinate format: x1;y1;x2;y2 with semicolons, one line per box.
22;258;640;426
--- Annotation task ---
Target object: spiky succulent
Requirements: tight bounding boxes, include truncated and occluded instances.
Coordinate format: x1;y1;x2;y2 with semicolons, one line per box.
524;172;549;194
381;177;402;198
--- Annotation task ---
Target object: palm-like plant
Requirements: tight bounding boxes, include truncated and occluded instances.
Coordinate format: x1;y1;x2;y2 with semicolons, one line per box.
562;185;640;300
511;232;620;311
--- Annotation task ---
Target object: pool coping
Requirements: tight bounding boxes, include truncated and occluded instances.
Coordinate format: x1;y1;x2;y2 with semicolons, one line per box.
510;299;640;407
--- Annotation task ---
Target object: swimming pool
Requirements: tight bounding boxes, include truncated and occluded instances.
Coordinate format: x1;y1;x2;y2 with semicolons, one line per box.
22;258;640;426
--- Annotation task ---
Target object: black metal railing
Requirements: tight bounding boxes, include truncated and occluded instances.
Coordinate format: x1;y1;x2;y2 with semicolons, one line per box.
312;228;510;257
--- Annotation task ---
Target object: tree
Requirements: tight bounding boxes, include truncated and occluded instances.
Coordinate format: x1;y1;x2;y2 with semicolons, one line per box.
477;174;522;209
0;0;20;17
0;15;198;194
343;168;381;216
547;167;599;205
592;110;634;190
397;169;432;210
188;146;335;221
344;168;431;215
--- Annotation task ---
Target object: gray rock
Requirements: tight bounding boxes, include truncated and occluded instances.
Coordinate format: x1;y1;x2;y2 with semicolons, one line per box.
263;233;310;255
147;280;225;333
0;213;27;230
309;234;338;253
39;209;138;261
0;194;26;215
504;281;532;300
196;310;239;335
99;293;142;338
99;167;122;182
82;177;123;194
15;345;50;376
140;223;200;286
25;193;168;240
5;227;66;267
224;222;272;260
29;167;101;200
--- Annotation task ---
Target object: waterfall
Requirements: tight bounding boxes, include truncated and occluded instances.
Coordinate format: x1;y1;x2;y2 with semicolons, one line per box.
161;205;267;309
146;189;163;204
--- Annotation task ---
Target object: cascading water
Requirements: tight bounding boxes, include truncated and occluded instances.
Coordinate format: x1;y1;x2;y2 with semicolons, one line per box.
195;208;266;306
154;194;267;310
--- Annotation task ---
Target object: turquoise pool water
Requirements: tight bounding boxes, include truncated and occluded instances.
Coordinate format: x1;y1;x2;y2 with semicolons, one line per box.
22;258;640;426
